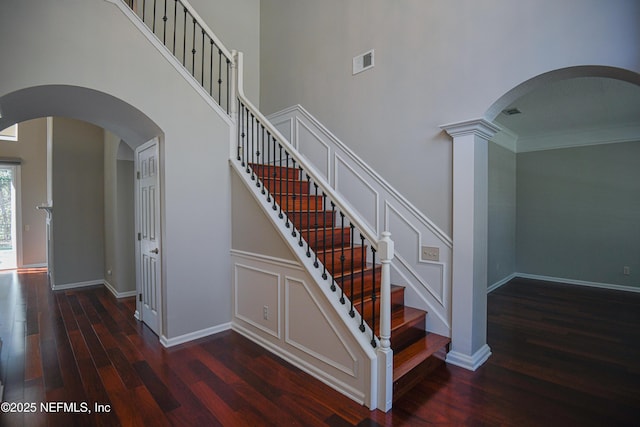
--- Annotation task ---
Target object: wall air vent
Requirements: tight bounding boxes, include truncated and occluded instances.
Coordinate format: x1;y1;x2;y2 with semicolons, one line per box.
502;108;522;116
353;49;375;75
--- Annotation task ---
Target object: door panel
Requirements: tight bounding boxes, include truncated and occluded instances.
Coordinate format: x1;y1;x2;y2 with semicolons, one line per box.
136;138;161;336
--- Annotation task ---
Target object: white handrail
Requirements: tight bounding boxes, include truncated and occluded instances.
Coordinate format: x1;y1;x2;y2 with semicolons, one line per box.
234;51;380;250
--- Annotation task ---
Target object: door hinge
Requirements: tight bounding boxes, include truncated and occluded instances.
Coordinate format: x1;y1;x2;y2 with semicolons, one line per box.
139;293;142;302
137;232;141;241
137;171;140;179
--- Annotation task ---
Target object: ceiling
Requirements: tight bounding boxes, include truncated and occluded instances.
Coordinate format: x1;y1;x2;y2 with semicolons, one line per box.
493;77;640;152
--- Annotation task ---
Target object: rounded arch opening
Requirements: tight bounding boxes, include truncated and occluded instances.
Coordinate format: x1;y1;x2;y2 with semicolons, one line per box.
0;84;163;149
485;65;640;122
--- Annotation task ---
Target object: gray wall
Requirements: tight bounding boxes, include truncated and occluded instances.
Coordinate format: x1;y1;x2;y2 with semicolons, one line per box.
488;142;516;287
104;131;136;295
259;0;640;234
52;117;105;286
0;118;48;266
516;141;640;288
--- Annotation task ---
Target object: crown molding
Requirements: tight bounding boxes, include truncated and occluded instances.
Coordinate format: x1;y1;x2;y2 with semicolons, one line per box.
441;118;501;141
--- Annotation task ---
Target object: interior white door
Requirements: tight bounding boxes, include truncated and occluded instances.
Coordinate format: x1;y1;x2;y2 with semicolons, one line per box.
136;138;161;336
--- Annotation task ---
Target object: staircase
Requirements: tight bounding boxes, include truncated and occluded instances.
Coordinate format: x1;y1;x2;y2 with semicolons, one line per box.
120;0;450;408
250;162;450;401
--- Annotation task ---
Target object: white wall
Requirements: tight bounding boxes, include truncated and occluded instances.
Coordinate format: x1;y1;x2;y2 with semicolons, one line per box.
189;0;261;106
259;0;640;234
0;0;233;341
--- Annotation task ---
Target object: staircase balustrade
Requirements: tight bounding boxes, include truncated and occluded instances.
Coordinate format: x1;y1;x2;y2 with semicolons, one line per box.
124;0;233;114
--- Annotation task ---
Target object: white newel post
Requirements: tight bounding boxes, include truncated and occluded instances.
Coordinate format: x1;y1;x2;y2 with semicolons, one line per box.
377;231;394;411
441;119;499;371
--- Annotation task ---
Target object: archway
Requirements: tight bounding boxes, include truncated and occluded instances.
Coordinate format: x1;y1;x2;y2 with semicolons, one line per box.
442;65;640;371
0;84;163;329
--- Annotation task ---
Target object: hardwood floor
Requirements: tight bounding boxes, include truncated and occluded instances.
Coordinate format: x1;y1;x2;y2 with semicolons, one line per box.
1;270;639;426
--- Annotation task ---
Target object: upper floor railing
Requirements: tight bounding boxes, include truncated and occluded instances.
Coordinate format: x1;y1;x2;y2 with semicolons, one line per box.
125;0;234;114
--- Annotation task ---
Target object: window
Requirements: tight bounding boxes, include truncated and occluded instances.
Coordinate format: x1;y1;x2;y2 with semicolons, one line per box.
0;124;18;142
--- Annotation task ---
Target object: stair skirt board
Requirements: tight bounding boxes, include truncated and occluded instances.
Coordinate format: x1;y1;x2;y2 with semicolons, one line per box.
231;250;375;408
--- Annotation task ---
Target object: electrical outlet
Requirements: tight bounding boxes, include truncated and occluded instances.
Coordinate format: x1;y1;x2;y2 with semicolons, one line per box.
263;305;269;320
623;266;630;276
421;246;439;262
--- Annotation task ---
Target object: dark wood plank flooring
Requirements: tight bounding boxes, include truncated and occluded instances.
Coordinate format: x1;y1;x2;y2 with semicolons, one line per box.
1;270;639;426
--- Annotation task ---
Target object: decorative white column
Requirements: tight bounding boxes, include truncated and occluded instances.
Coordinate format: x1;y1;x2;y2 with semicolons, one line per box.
441;118;500;371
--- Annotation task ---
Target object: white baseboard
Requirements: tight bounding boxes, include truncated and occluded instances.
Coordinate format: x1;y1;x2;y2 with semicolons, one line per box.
159;322;232;348
446;344;492;371
103;280;137;299
52;279;104;291
20;263;47;269
515;273;640;294
487;273;517;294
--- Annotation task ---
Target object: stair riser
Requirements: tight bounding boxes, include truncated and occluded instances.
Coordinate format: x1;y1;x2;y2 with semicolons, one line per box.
288;211;335;229
335;267;382;298
389;317;426;353
261;179;309;195
250;164;300;180
317;246;365;272
361;288;405;320
302;228;351;251
274;195;323;211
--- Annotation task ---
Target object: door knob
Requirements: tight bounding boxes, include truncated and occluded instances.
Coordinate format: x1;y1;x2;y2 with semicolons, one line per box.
150;248;159;254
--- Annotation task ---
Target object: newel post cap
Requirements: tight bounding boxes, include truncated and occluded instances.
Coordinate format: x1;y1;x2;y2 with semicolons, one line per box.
379;231;394;261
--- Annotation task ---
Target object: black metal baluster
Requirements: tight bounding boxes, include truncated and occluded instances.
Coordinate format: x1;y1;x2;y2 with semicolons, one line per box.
201;30;205;85
267;135;276;206
191;19;197;75
322;192;327;279
285;160;302;237
306;174;311;258
218;50;223;105
339;212;346;304
236;102;241;161
278;145;283;219
349;223;355;318
250;113;255;179
162;0;168;43
142;0;146;23
359;234;366;331
152;0;157;33
272;138;278;211
298;168;304;247
290;160;296;237
313;183;319;268
172;0;177;54
243;105;248;168
330;201;336;288
258;125;264;190
239;104;245;165
371;248;377;347
226;58;230;113
209;40;214;96
182;8;187;65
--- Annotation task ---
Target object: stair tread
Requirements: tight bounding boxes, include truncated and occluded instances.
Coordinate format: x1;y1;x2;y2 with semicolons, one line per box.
390;306;426;332
393;333;451;381
333;264;381;280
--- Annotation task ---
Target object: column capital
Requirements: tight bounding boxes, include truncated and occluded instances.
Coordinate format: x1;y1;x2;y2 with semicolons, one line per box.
440;118;501;141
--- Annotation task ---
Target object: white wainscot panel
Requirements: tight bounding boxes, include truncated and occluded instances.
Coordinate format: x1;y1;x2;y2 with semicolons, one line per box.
285;278;358;377
296;118;330;181
271;117;294;148
385;203;445;304
334;154;379;235
235;263;281;338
